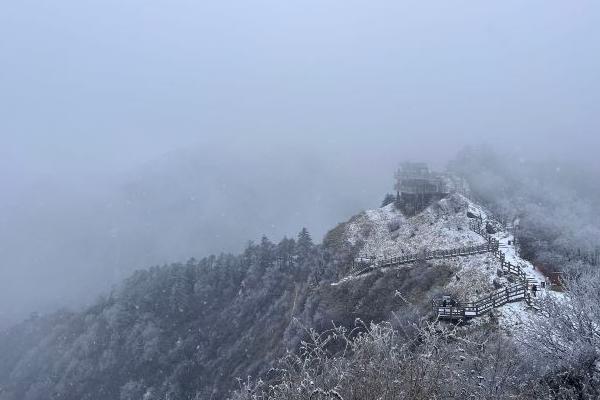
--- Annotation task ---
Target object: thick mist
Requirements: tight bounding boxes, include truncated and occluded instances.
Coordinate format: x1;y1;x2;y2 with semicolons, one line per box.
2;1;600;327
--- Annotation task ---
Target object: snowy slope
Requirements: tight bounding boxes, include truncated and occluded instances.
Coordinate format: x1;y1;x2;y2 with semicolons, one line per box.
346;194;486;259
337;193;554;327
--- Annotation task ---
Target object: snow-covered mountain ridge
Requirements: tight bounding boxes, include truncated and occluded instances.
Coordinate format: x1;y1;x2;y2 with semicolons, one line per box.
334;192;551;328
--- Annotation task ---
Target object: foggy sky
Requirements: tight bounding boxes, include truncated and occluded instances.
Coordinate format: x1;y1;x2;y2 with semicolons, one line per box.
1;1;600;327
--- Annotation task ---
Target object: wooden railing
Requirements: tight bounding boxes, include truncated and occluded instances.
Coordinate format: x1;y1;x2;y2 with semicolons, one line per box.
349;211;538;319
353;242;498;276
433;283;529;319
432;218;536;320
470;219;529;281
469;219;494;242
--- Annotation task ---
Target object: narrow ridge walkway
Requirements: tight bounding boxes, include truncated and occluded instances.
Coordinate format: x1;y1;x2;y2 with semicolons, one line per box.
341;202;545;320
433;220;542;320
353;242;498;276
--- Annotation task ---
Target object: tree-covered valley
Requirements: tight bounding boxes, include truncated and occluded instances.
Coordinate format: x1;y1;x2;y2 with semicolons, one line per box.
2;150;600;399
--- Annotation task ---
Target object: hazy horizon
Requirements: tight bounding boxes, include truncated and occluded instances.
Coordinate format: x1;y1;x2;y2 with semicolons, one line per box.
2;0;600;327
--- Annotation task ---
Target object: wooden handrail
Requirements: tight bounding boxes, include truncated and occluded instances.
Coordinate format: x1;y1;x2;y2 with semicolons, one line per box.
434;283;528;319
354;242;494;275
433;218;538;319
353;214;538;319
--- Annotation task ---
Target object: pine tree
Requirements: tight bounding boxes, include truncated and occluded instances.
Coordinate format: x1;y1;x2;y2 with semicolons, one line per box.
170;266;192;316
276;237;296;269
259;235;275;269
296;228;313;261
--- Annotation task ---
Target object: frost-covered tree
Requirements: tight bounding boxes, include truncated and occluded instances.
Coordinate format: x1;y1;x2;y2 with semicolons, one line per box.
231;320;543;400
120;380;145;400
520;269;600;398
449;146;600;274
296;228;313;259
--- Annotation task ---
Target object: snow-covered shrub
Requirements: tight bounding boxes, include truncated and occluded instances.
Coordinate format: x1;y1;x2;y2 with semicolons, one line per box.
230;319;544;400
387;218;401;232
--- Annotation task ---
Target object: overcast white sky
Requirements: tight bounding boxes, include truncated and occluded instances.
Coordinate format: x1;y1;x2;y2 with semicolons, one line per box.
1;1;600;326
2;0;599;180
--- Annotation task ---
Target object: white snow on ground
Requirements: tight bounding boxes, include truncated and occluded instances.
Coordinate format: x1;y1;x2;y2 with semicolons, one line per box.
337;193;515;296
345;194;486;261
496;279;565;334
337;192;564;334
490;227;565;332
332;252;504;299
429;253;504;299
495;301;535;331
493;231;547;285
